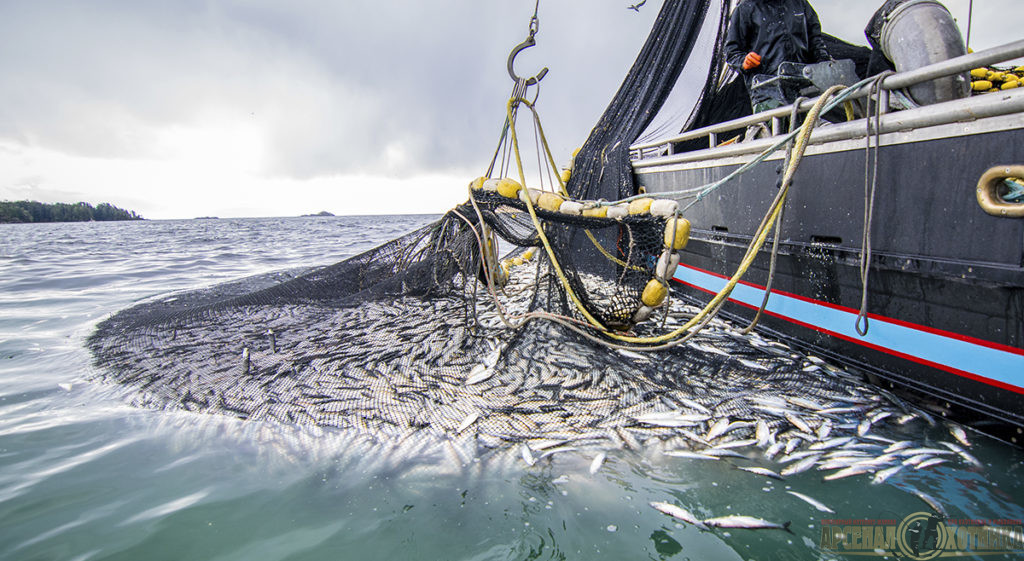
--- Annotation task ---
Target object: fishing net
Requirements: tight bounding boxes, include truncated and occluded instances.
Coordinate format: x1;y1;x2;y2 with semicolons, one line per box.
88;0;978;481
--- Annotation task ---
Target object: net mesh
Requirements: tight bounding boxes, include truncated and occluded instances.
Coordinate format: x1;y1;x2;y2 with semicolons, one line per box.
87;0;960;475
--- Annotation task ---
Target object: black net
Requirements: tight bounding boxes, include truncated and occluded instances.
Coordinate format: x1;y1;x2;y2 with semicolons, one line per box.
87;0;969;476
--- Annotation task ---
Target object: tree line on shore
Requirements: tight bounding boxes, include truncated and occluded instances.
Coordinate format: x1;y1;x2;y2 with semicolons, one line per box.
0;201;143;223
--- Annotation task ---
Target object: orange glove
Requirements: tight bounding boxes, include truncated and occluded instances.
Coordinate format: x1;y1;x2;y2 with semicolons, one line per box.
742;52;761;71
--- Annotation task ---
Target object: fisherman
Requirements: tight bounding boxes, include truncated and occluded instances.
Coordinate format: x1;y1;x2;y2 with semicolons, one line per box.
724;0;831;113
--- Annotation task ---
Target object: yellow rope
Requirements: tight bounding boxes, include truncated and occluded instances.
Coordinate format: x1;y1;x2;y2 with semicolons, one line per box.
494;86;839;344
504;97;609;331
605;85;844;344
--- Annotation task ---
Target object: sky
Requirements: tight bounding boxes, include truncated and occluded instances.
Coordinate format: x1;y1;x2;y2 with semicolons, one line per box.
0;0;1017;219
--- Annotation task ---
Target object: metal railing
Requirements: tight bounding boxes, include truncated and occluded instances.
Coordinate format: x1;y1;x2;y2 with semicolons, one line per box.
629;39;1024;162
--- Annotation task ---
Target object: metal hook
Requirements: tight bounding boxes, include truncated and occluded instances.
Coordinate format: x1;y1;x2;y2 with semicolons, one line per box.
507;29;548;86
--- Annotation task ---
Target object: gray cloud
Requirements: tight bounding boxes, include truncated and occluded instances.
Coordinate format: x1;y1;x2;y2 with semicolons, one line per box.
0;0;1015;189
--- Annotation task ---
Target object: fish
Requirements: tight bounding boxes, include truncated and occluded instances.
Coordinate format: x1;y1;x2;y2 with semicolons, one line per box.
910;489;947;517
617;349;646;360
702;515;791;532
674;397;712;415
457;411;480;433
896;413;918;425
521;444;537;467
816;420;833;440
940;442;982;468
823;465;872;481
649;502;709;530
780;450;821;463
466;364;494;385
780;454;821;476
899;448;955;457
714;438;758;450
705;417;731;441
809;437;853;451
785;413;813;434
884;441;913;453
915;458;947;470
755;419;771;447
590;452;607;475
856;418;872;437
786;491;834;513
663;450;721;461
701;448;747;459
787;396;825;411
948;424;971;447
872;465;903;485
737;466;783;480
869;410;892;425
764;441;785;460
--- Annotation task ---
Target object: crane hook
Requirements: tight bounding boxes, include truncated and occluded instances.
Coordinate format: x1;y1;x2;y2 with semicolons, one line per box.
506;18;548;86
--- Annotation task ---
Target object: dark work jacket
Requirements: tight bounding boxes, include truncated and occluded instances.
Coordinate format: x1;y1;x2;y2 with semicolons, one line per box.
724;0;830;79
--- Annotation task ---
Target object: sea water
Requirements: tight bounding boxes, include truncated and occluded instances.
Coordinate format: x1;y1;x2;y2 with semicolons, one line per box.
1;216;1021;561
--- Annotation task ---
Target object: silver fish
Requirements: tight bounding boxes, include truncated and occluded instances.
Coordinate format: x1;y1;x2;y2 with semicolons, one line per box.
737;466;783;480
856;418;872;437
617;349;645;360
457;411;480;433
714;438;758;450
809;437;854;451
590;452;607;475
911;489;947;517
702;448;747;459
823;465;872;481
755;419;771;447
780;454;821;476
884;441;913;453
466;364;494;385
702;515;790;531
663;450;720;461
521;444;537;467
649;501;709;530
764;441;785;460
948;424;971;447
705;417;730;441
940;441;982;468
816;420;833;440
785;412;813;435
915;458;947;470
787;396;825;411
786;490;834;513
872;465;903;485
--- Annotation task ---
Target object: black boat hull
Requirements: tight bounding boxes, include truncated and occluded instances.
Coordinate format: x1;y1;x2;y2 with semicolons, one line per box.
636;120;1024;432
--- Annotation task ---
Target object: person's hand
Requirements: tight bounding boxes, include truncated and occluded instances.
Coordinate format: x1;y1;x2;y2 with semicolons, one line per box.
742;52;761;70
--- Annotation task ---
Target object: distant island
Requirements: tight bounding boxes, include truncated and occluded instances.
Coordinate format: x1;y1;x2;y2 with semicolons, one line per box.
301;211;335;217
0;201;143;224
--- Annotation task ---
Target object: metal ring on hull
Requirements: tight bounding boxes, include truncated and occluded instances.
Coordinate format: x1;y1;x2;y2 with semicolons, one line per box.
976;165;1024;218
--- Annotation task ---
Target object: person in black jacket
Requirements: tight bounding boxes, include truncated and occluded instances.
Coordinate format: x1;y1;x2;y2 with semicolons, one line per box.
724;0;831;112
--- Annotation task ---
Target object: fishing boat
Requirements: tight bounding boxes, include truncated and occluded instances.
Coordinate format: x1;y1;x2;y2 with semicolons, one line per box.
620;1;1024;438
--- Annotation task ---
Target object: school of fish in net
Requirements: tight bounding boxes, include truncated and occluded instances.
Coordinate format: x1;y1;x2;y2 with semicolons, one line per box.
87;254;983;528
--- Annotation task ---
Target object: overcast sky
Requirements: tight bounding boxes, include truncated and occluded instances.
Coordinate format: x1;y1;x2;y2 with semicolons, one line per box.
0;0;1017;219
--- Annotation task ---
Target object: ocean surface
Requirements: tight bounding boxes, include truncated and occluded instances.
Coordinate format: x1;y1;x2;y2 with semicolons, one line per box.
1;216;1021;561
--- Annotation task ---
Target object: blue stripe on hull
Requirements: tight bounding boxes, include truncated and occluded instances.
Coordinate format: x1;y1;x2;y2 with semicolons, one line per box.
673;265;1024;392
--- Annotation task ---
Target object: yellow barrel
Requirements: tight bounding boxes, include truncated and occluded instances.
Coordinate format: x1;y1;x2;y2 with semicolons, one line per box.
582;206;608;218
537;192;565;212
642;279;668;307
628;198;654;215
663;218;691;250
497;178;522;198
